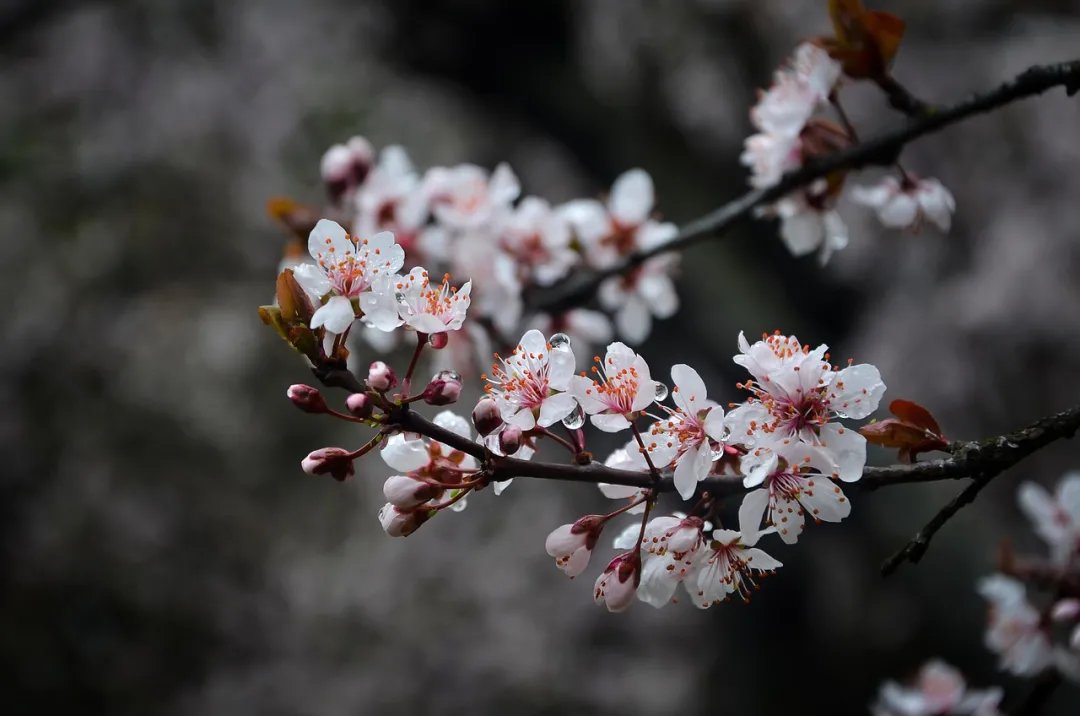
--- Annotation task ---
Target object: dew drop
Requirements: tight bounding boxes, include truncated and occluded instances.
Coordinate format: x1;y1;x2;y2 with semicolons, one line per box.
433;369;462;383
394;291;409;307
653;381;669;402
709;443;726;460
549;332;571;350
561;403;586;429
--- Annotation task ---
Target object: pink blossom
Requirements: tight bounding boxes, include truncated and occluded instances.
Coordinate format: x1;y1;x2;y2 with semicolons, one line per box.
571;342;654;432
852;175;956;233
483;329;578;430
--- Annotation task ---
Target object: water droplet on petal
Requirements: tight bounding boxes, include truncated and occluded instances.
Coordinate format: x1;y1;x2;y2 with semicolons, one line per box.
709;442;726;460
394;291;409;307
433;369;462;383
561;403;586;429
549;332;571;350
653;381;669;402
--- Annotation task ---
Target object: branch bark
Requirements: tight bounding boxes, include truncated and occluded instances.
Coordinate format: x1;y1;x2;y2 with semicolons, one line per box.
531;59;1080;315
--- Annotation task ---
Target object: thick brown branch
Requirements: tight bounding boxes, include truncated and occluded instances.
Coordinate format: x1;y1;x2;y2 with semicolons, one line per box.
390;405;1080;503
880;405;1080;576
531;58;1080;315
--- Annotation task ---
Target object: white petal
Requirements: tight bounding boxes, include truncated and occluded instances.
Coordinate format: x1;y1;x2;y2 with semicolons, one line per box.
738;489;770;545
609;168;654;226
817;423;867;482
310;295;356;334
591;413;632;433
537;393;578;428
381;435;430;472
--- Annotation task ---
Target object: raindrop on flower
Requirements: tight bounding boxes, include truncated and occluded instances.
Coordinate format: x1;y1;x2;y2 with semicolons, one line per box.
394;291;409;307
561;403;586;429
708;443;726;460
433;369;462;383
549;332;571;351
653;381;669;402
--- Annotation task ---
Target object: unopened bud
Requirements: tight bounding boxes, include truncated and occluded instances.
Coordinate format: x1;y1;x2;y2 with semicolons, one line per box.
422;370;463;406
366;361;398;392
1051;599;1080;622
594;552;641;613
287;384;328;414
499;424;523;455
428;332;449;349
320;144;353;202
472;397;504;436
378;503;429;537
345;392;374;419
383;475;440;510
346;136;374;184
301;447;355;482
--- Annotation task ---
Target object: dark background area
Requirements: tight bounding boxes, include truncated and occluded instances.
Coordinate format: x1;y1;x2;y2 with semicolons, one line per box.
1;0;1079;714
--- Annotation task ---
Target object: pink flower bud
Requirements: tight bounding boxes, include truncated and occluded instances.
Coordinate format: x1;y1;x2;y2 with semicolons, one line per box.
301;447;355;482
383;475;440;510
472;397;504;436
287;384;328;414
366;361;398;392
594;552;641;612
544;515;604;578
345;392;373;419
378;503;429;537
498;424;523;455
345;136;374;184
422;370;463;406
428;332;449;350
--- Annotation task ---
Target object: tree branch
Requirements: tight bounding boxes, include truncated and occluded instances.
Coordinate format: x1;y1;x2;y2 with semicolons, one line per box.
388;404;1080;500
880;405;1080;576
531;59;1080;315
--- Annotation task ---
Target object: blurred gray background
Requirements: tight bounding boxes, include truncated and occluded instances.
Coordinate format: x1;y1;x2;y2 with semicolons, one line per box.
2;0;1079;714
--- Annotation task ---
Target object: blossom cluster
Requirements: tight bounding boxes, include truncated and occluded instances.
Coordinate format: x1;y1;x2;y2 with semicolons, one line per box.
976;472;1080;682
312;136;679;364
742;42;955;264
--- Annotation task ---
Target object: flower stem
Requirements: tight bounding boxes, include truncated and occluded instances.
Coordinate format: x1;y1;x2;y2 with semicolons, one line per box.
400;332;427;398
630;422;662;483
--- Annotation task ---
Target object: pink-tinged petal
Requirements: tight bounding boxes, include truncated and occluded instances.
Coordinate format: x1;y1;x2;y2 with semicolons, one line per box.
636;221;677;252
291;262;332;298
489;162;521;206
671;363;707;412
558;199;610;244
743;547;782;571
591;413;632;433
616;297;652;345
1057;472;1080;522
800;477;851;523
609;168;654;226
638;270;679;319
702;406;727;443
566;309;613;344
310;295;356;334
538;392;577;428
879;192;919;229
381;435;430;472
738;489;770;545
817;423;867;482
547;345;576;390
433;410;471;439
307;218;353;263
829;363;886;419
637;557;679;608
570;375;608;414
673;444;705;500
629;354;654;411
779;210;824;257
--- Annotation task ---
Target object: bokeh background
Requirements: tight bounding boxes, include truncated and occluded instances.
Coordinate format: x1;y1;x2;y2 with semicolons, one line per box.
2;0;1079;714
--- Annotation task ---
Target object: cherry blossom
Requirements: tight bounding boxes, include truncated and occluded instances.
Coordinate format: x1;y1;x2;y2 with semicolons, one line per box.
871;660;1003;716
559;169;664;269
320;135;373;202
690;519;782;608
1017;471;1080;566
727;331;885;481
646;364;727;499
498;196;579;286
354;145;428;246
852;175;956;233
571;342;654;432
598;252;679;345
482;329;578;430
378;503;428;537
976;574;1054;676
372;267;472;335
774;195;850;266
291;219;406;334
738;439;849;544
423;162;520;230
636;515;709;608
380;411;479;513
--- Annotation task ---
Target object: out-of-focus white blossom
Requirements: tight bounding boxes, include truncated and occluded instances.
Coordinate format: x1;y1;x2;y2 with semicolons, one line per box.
871;660;1002;716
977;574;1054;676
1017;471;1080;566
852;175;956;233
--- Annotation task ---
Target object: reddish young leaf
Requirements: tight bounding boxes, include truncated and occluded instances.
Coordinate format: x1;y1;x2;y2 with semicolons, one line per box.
889;398;943;436
824;0;906;79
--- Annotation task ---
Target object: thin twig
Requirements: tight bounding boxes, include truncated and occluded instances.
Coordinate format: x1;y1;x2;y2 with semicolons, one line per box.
880;406;1080;575
531;59;1080;315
